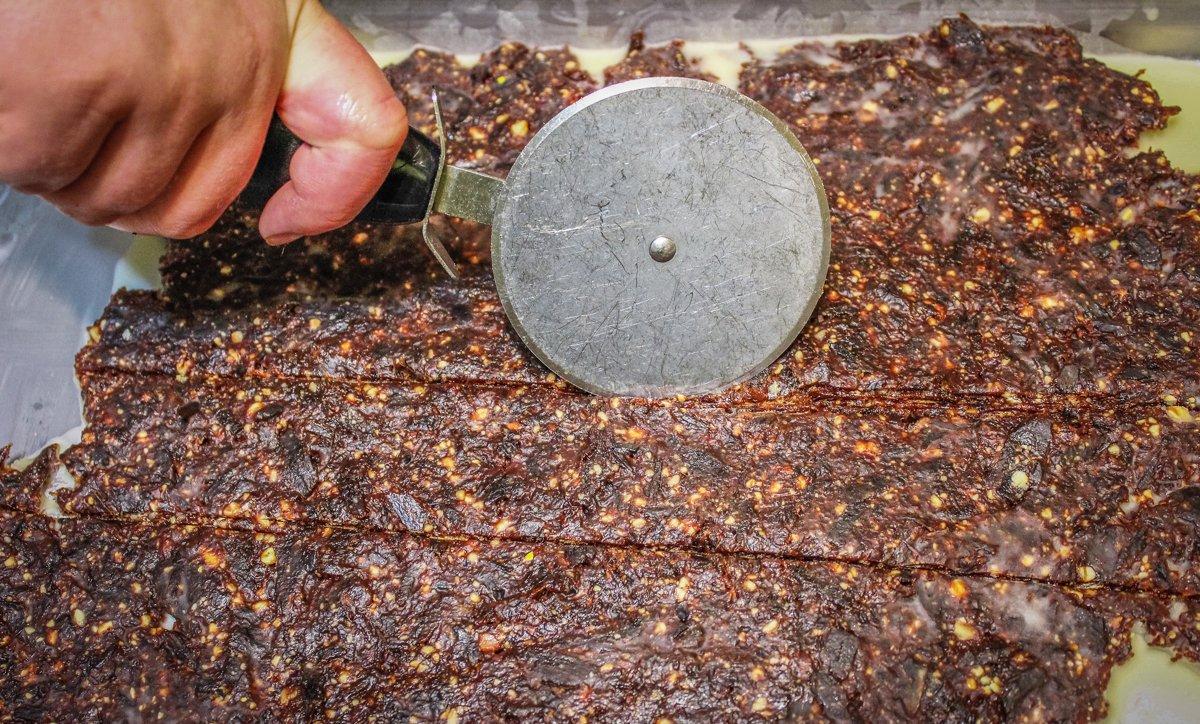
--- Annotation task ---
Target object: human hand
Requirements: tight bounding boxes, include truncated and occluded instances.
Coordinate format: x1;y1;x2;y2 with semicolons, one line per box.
0;0;407;244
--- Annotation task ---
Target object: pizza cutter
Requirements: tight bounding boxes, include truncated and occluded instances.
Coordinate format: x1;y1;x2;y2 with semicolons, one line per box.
243;77;830;398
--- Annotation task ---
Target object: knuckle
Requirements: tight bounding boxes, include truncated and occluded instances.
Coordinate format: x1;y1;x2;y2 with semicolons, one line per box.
376;96;408;146
12;180;57;196
349;93;408;150
104;182;167;218
156;205;223;239
0;148;81;194
62;203;119;227
377;93;408;129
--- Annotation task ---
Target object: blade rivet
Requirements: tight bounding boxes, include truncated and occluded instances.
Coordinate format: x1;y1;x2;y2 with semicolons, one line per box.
649;236;677;262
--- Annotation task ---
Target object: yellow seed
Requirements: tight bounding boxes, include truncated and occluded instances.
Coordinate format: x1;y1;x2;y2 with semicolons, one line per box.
1119;206;1136;224
72;608;86;626
949;578;967;599
1166;405;1194;424
984;97;1006;113
751;697;769;713
953;618;977;641
1077;565;1097;582
510;119;529;138
260;547;277;566
675;575;691;602
762;619;779;635
971;207;991;223
1009;469;1029;493
308;318;322;330
3;556;14;568
230;330;244;344
885;64;898;79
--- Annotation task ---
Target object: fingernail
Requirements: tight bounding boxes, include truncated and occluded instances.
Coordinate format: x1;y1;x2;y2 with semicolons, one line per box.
265;233;300;246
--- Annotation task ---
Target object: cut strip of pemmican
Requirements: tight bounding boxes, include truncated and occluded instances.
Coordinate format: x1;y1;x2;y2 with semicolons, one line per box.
53;371;1200;595
2;457;1197;722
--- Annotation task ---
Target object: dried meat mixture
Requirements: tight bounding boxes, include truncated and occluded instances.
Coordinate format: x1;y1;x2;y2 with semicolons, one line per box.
48;370;1200;597
3;450;1198;721
3;15;1200;722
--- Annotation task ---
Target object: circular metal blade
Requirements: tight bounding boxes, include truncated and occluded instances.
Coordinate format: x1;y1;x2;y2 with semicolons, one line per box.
492;77;830;397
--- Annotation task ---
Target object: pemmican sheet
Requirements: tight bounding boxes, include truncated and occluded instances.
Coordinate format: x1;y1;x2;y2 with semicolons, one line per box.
3;450;1198;721
3;15;1199;722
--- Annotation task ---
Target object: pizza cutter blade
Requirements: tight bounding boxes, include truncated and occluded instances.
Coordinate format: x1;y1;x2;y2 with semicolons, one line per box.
245;77;830;398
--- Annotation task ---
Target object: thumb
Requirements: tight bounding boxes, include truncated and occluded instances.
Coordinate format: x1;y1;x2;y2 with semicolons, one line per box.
258;0;407;245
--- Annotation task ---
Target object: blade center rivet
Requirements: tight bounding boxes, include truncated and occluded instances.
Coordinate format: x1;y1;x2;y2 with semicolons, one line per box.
649;236;677;263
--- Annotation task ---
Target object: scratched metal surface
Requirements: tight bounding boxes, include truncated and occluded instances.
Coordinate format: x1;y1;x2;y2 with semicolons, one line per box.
492;78;829;396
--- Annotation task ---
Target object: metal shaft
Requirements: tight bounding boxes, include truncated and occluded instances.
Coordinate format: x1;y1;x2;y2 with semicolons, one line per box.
433;166;503;225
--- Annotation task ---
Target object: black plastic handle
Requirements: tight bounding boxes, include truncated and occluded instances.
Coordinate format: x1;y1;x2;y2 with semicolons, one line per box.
241;116;441;225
